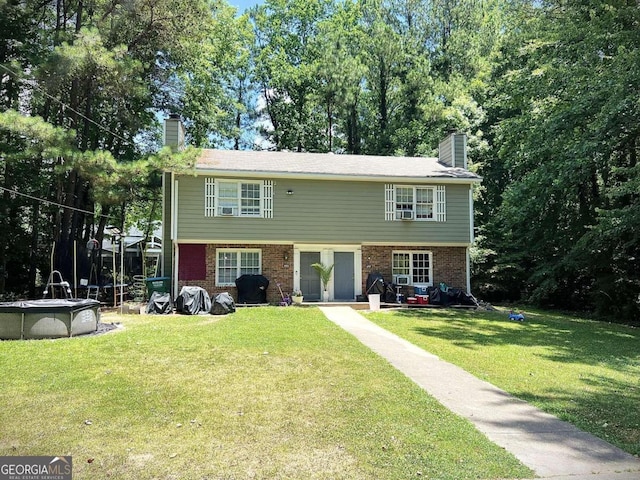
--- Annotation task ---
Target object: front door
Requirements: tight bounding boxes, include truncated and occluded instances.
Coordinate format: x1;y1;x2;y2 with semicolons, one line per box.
334;252;355;300
300;252;321;301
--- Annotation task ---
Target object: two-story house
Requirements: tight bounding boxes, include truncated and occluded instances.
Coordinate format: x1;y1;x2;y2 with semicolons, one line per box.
161;117;481;303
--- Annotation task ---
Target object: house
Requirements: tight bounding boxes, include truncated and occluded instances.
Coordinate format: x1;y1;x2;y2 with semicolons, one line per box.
100;225;163;280
161;117;481;303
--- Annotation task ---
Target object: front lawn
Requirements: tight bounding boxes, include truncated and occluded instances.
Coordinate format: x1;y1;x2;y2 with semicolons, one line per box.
0;308;532;479
365;307;640;456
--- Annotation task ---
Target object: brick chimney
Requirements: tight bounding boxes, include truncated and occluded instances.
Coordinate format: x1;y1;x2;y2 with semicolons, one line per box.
438;132;467;169
163;114;186;151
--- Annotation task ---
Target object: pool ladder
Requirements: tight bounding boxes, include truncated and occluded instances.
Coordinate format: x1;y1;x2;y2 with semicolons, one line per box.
86;263;100;300
86;285;100;300
42;270;72;299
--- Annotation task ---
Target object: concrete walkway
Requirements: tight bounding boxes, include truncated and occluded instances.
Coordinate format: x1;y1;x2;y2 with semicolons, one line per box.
320;306;640;479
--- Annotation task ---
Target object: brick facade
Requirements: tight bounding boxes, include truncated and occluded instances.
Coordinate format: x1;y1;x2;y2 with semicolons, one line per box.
361;245;467;293
177;243;467;304
177;244;295;304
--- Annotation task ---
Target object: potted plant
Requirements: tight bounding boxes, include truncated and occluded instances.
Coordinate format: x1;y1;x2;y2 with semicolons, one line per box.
311;262;334;302
291;289;304;304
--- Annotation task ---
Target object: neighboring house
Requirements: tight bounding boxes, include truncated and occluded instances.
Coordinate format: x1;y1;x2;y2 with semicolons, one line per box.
161;117;481;303
101;225;163;280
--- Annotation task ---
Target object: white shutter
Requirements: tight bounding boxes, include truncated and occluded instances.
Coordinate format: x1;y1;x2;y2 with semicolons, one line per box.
385;184;395;221
262;180;273;218
204;177;215;217
436;185;446;222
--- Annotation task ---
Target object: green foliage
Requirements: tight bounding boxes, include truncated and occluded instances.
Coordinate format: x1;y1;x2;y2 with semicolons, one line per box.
0;0;238;295
4;0;637;320
250;0;335;151
311;262;334;291
474;0;640;321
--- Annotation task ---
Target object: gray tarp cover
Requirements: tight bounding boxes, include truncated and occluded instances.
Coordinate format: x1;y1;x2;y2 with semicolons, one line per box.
176;286;212;315
146;291;173;314
211;292;236;315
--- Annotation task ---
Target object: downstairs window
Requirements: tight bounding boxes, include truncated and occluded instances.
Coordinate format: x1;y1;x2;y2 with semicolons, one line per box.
392;251;433;286
216;249;261;286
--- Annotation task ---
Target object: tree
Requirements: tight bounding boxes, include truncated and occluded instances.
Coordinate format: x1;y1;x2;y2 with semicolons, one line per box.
0;0;236;296
311;0;366;152
474;0;640;321
359;1;406;155
251;0;334;151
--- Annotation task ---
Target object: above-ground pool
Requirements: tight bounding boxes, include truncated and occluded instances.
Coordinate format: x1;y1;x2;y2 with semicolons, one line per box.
0;298;100;340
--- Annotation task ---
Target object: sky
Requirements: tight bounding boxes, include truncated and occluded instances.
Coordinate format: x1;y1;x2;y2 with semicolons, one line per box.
228;0;262;13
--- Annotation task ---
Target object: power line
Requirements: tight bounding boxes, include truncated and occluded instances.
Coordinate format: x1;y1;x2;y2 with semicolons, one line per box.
0;185;113;219
0;63;143;221
0;63;134;147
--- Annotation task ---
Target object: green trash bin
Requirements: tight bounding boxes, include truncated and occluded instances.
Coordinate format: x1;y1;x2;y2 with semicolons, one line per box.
145;277;171;296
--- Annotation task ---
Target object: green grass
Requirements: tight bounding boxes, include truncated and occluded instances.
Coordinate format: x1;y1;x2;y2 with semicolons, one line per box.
365;307;640;456
0;307;532;479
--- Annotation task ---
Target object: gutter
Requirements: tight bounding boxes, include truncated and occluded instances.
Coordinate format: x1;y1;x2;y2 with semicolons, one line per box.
188;169;482;185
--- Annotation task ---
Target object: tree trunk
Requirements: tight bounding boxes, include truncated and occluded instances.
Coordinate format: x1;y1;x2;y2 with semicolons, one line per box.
326;100;333;151
28;201;40;298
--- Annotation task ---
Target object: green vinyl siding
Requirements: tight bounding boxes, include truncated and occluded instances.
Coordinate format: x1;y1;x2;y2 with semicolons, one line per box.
174;175;472;245
438;133;466;168
453;134;466;168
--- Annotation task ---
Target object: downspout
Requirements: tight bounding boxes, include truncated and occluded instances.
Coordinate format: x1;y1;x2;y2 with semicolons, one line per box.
161;173;166;278
467;184;474;294
171;174;178;298
466;248;471;294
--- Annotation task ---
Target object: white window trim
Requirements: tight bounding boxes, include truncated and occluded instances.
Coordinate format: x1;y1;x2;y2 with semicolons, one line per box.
215;248;262;286
385;184;445;222
204;178;273;218
391;250;433;287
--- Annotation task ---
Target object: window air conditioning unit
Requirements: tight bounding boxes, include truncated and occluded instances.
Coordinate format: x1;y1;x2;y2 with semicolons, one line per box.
220;206;234;216
401;210;414;220
393;274;411;285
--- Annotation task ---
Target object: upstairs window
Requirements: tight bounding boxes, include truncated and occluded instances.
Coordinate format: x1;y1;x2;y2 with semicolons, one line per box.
205;178;273;218
415;187;434;219
395;186;415;219
385;184;446;221
241;183;261;216
218;181;242;216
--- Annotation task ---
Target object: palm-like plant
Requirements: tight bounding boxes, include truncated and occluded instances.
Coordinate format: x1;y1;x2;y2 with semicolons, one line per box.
311;262;334;292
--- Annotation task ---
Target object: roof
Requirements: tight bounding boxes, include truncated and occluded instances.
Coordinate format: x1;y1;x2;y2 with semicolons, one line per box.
192;149;481;183
102;225;162;251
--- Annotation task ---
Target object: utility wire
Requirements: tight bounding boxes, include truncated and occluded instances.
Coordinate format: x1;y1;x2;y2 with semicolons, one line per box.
0;63;134;147
0;185;113;219
0;63;142;221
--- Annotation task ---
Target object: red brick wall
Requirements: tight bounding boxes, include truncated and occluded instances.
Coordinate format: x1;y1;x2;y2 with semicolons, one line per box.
361;245;467;293
432;247;467;289
177;243;294;304
177;243;467;304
